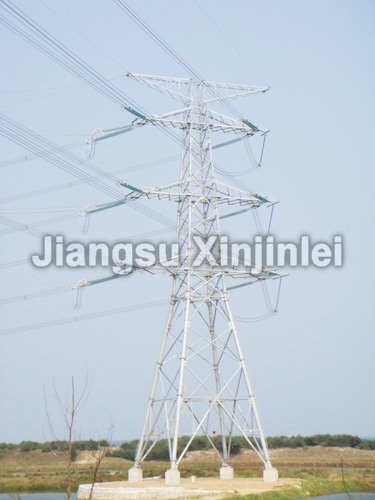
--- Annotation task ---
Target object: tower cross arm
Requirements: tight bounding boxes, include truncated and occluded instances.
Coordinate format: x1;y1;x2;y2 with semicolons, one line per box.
126;73;193;104
224;268;287;281
208;110;269;135
117;179;278;207
203;80;270;104
139;108;269;135
70;260;173;307
126;73;269;106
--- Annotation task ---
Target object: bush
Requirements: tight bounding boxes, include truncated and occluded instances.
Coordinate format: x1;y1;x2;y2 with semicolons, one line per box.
0;442;17;450
41;440;69;453
147;440;170;461
267;434;365;449
188;436;210;452
109;440;139;460
230;441;242;455
18;441;42;452
356;439;375;450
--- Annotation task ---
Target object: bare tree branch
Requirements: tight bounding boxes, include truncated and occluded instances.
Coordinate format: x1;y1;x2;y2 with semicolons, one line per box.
44;373;92;500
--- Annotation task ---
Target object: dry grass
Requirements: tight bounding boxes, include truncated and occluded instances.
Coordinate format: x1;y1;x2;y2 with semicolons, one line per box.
182;446;375;468
0;446;374;494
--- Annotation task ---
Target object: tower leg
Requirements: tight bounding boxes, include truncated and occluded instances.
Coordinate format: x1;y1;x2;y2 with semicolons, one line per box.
220;465;234;479
165;467;181;485
128;466;143;482
130;298;176;478
263;467;278;482
224;296;275;474
207;301;230;473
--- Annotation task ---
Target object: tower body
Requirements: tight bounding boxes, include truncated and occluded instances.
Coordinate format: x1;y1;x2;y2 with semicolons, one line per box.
125;76;278;484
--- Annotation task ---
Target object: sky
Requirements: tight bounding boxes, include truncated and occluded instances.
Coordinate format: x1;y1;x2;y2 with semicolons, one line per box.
0;0;374;445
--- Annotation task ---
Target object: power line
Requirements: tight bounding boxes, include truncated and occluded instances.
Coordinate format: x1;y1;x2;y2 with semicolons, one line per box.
0;113;180;234
0;298;169;336
0;285;68;305
0;2;273;281
111;1;264;192
0;154;178;203
0;226;173;271
0;114;122;197
37;0;129;73
0;0;142;109
0;213;77;237
192;0;269;86
0;140;85;168
0;215;48;238
0;0;257;196
113;1;247;119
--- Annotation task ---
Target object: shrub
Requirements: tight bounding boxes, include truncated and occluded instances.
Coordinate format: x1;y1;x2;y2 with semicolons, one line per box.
18;441;42;452
0;442;17;450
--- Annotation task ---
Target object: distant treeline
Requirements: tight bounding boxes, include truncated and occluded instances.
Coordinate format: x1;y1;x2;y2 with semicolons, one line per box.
267;434;374;449
0;439;109;453
108;434;375;462
1;435;374;462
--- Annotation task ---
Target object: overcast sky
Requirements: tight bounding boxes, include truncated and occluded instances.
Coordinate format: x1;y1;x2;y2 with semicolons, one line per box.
0;0;374;444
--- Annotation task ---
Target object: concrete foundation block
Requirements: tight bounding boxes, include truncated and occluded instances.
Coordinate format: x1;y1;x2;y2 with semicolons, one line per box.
128;466;143;482
263;467;279;482
220;465;234;479
165;467;181;485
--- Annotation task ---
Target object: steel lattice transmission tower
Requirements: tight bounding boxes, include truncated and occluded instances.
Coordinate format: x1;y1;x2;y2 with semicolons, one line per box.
75;73;282;485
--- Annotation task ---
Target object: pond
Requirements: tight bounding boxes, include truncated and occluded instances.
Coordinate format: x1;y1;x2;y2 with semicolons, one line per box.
0;492;373;500
302;494;375;500
0;494;77;500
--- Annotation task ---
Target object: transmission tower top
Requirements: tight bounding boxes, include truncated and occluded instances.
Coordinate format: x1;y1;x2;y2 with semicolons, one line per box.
123;73;270;136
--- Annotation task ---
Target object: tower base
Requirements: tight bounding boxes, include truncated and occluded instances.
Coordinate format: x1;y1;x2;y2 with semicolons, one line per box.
165;468;181;485
263;467;278;482
220;465;234;479
128;466;143;482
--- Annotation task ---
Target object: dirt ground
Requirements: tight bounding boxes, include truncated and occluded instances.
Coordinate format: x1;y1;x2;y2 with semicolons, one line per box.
76;447;375;499
77;477;300;500
1;446;374;498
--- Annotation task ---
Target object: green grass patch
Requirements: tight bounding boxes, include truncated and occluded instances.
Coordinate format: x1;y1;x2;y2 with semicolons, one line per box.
223;469;375;500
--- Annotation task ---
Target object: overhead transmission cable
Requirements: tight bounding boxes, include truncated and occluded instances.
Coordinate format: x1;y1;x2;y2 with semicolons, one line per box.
0;0;190;179
0;113;179;234
1;87;85;110
0;285;69;305
0;0;258;195
0;74;129;110
112;1;253;120
0;114;122;197
0;298;169;336
0;2;276;305
0;140;85;168
0;213;77;237
0;0;177;154
0;215;49;239
192;0;269;86
111;0;265;191
0;227;173;270
0;0;142;110
0;155;179;204
37;0;129;73
111;2;281;321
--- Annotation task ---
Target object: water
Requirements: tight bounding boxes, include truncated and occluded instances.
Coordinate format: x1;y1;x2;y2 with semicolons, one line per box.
0;494;77;500
302;494;375;500
287;467;375;471
0;492;373;500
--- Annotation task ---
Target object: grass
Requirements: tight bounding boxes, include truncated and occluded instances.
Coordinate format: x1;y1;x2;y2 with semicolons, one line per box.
223;469;375;500
0;448;374;496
